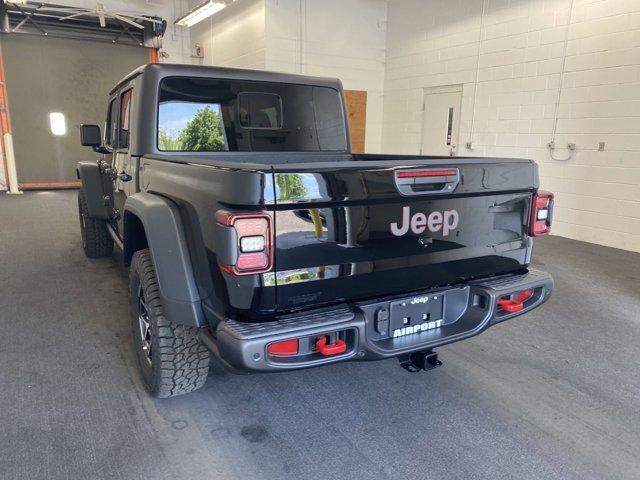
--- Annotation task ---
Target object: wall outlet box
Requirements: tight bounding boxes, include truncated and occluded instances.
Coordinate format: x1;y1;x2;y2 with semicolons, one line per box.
192;43;204;58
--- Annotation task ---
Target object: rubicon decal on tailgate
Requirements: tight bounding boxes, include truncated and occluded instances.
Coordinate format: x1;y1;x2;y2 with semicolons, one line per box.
390;206;460;237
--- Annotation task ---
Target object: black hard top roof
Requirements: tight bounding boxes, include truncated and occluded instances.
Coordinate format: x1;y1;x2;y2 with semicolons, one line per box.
110;63;343;95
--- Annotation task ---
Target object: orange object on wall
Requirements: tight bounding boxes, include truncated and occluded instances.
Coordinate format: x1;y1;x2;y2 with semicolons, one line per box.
148;48;159;64
344;90;367;153
0;42;12;188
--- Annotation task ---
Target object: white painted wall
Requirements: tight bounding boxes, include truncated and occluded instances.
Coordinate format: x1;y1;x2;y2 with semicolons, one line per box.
382;0;640;253
188;0;266;69
264;0;387;152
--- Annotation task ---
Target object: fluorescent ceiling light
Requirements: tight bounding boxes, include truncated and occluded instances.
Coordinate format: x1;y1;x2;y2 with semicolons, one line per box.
175;1;229;27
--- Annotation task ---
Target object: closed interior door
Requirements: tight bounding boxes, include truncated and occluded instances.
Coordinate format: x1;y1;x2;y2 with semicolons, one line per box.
344;90;367;153
421;86;462;156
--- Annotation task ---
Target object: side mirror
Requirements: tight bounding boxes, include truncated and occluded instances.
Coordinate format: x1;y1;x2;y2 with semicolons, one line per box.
80;124;110;154
80;124;102;147
80;125;102;147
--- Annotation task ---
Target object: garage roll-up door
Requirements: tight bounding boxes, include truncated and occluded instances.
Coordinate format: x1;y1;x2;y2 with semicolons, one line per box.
0;34;148;185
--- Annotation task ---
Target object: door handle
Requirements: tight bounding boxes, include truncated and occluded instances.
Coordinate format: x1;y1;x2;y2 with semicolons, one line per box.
394;168;460;195
118;171;132;182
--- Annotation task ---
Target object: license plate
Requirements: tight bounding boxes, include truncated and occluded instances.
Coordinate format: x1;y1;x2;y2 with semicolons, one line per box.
389;293;444;332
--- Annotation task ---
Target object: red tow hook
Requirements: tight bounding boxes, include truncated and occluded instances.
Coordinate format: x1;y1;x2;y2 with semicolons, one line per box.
315;336;347;356
497;289;534;313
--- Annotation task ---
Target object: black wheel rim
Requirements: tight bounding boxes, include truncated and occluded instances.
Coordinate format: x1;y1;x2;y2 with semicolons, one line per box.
137;285;153;366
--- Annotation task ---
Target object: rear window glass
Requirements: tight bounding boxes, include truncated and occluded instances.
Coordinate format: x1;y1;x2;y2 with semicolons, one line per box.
119;89;132;148
120;90;132;132
157;77;347;152
238;92;282;129
105;97;116;147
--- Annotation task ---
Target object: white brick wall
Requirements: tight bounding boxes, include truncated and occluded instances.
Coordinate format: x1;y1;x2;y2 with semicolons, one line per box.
382;0;640;253
189;0;266;69
264;0;387;152
158;0;194;63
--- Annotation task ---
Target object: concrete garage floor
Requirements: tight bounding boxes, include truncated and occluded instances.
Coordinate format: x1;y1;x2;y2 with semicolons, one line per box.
1;190;639;480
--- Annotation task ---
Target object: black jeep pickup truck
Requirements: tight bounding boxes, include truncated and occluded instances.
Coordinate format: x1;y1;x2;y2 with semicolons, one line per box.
77;63;554;398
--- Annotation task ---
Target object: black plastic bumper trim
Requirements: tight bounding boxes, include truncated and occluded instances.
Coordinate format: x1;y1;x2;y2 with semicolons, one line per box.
199;269;553;373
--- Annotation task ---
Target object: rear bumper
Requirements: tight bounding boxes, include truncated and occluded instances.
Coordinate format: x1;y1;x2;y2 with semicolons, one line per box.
199;269;553;373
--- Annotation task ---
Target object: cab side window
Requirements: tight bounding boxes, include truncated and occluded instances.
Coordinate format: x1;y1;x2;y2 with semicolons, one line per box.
119;89;132;149
105;97;117;148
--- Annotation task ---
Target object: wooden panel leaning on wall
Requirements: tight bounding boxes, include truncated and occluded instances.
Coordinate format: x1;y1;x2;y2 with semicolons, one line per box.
344;90;367;154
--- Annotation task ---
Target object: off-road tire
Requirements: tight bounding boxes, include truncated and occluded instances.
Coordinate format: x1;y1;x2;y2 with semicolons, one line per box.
78;190;113;258
130;249;210;398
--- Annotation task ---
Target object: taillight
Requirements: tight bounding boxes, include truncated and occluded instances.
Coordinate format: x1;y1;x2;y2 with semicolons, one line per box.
396;169;457;178
216;210;273;275
529;190;554;236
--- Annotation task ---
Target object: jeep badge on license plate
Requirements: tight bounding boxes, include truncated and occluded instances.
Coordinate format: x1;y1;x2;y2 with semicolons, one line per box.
389;294;444;338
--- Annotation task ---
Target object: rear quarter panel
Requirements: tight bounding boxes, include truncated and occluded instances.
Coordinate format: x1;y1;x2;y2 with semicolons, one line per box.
140;156;276;321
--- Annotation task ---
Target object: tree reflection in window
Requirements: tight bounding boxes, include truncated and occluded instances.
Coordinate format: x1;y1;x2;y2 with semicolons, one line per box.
158;103;226;152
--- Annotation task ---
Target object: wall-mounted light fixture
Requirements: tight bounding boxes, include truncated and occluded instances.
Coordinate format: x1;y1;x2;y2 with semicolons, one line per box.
174;1;231;27
49;112;66;136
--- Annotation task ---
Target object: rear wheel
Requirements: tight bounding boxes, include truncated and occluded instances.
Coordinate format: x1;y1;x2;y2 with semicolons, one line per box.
78;190;113;258
129;249;211;398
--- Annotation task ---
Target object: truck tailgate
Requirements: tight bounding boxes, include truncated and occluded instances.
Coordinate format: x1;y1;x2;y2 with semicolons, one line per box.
269;157;537;312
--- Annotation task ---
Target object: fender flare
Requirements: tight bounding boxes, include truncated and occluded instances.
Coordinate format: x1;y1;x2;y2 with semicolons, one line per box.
124;192;205;327
77;161;110;219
